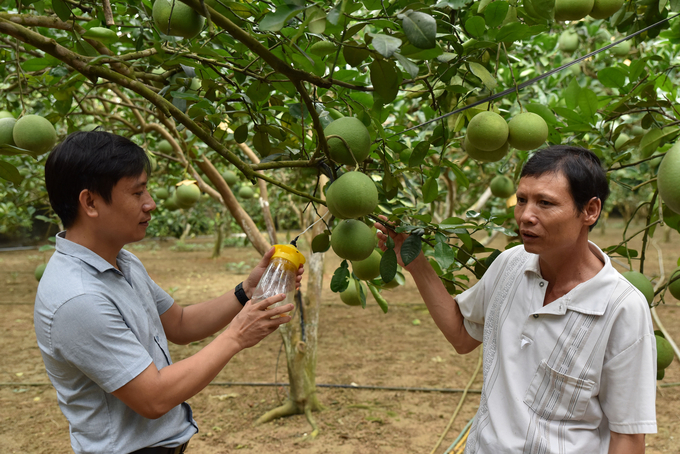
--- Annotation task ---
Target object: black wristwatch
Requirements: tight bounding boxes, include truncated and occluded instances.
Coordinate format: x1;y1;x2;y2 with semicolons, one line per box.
234;282;249;306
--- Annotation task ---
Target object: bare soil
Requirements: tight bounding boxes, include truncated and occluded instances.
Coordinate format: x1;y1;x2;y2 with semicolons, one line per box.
1;224;679;454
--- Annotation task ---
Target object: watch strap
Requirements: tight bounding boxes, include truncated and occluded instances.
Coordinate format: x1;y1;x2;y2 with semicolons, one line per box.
235;282;249;306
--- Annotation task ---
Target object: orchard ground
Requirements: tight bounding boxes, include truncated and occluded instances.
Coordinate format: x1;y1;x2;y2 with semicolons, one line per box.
1;223;679;454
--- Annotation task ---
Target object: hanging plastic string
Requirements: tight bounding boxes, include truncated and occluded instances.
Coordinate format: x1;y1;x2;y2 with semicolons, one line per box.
290;210;330;247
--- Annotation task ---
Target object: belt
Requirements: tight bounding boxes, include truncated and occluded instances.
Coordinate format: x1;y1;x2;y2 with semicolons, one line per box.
130;441;189;454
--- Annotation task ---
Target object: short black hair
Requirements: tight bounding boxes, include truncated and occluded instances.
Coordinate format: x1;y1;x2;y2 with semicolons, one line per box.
45;131;150;228
521;145;610;230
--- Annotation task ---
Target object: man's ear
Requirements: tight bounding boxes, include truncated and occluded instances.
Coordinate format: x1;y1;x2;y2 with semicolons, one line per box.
583;196;602;227
78;189;100;219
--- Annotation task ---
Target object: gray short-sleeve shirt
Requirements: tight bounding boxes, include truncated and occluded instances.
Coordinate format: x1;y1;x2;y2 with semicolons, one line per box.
34;232;197;454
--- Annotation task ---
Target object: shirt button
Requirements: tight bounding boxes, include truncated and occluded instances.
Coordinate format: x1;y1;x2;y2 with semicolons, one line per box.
533;314;539;319
539;282;545;287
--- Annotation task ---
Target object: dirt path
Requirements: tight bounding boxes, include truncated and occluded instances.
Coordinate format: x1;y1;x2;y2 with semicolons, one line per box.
1;225;678;453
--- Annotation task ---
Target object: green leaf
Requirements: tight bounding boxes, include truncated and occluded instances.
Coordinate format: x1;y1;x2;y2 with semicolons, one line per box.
52;0;72;22
370;59;400;104
234;124;248;144
21;58;53;72
0;144;38;158
434;241;456;270
368;283;389;313
369;33;402;58
307;6;326;34
380;248;398;283
468;62;497;90
401;234;422;266
639;127;679;159
564;78;581;111
525;103;557;125
577;88;598;119
423;176;439;203
442;159;470;189
485;1;510;28
465;16;486;38
393;52;419;79
330;261;350;292
401;11;437;49
496;22;529;43
0;160;23;185
259;4;306;32
597;67;627;89
409;141;430;167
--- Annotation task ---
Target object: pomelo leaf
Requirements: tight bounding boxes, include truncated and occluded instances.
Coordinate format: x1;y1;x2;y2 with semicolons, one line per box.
577;88;598;119
370;59;399;104
468;62;497;90
563;78;581;111
402;11;436;49
496;21;529;43
21;58;53;72
330;261;350;292
368;284;389;313
52;0;72;22
369;33;402;58
423;176;439;203
401;234;422;266
394;52;419;79
234;124;248;144
409;141;430;167
259;4;306;32
597;67;627;89
485;1;510;28
435;241;456;270
307;7;326;34
0;160;23;185
464;16;486;38
525;103;557;125
380;248;398;283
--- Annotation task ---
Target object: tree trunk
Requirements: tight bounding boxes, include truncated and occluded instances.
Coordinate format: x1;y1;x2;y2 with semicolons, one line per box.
257;176;328;437
238;142;278;245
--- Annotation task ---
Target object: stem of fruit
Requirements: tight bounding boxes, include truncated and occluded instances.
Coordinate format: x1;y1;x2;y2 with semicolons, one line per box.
325;134;359;167
503;42;522;112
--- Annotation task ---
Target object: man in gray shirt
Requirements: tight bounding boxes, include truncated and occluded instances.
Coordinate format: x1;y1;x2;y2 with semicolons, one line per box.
34;131;299;454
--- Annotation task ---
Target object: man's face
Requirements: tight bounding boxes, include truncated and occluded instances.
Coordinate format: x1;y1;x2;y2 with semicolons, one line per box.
514;172;588;256
96;171;156;246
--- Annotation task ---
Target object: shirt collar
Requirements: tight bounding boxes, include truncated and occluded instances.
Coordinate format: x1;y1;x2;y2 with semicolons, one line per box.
55;231;127;275
524;241;617;316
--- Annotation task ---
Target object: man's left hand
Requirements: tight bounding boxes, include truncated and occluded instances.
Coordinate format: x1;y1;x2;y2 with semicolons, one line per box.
243;246;304;297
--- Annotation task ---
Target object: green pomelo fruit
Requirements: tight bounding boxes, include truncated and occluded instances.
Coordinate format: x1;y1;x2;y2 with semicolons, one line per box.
351;249;382;280
611;40;631;56
464;136;509;163
35;263;47;282
658;142;680;214
614;133;630;150
154;187;170;200
589;0;624;19
311;233;331;253
558;30;579;53
176;183;201;209
222;170;238;186
340;279;367;306
489;175;515;198
326;171;378;219
0;111;14;119
622;271;654;305
325;183;345;219
324;117;372;166
554;0;595;21
0;118;16;146
81;124;99;132
507;112;549;151
466;111;509;152
158;139;173;154
668;267;680;300
13;115;57;155
379;268;405;289
152;0;205;39
238;186;254;199
310;41;336;57
83;26;119;44
331;219;376;261
164;193;180;211
657;335;675;370
657;368;665;380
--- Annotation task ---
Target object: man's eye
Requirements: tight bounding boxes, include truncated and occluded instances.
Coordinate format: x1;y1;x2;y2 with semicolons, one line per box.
540;200;552;206
516;197;526;204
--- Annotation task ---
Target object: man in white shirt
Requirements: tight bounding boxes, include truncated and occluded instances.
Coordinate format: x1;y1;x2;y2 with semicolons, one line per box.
376;145;656;453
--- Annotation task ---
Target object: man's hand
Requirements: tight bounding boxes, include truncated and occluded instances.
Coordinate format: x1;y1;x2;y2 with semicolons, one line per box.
243;247;304;297
609;432;645;454
223;293;293;350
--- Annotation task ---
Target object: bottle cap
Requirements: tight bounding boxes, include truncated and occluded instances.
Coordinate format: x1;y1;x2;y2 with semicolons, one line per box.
272;244;306;268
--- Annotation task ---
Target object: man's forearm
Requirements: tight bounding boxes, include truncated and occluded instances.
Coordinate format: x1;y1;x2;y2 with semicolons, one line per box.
609;432;645;454
407;254;481;354
165;290;243;344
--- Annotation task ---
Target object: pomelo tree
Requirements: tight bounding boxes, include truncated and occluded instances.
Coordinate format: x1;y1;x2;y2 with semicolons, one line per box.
2;0;680;436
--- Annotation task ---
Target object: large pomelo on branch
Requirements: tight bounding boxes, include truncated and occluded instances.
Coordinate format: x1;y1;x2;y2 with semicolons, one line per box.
658;142;680;214
13;115;57;155
589;0;624;19
0;118;16;146
175;182;201;209
152;0;205;39
0;111;14;119
324;117;372;166
325;171;378;219
507;112;549;151
668;267;680;300
238;186;255;199
463;136;509;162
558;30;579;53
611;40;631;56
466;111;508;152
489;175;515;198
340;279;367;306
622;271;654;306
554;0;595;21
656;334;675;370
158;139;173;154
222;169;238;186
331;219;376;261
351;249;382;280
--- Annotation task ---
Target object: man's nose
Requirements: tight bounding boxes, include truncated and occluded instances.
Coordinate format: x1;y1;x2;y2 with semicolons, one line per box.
518;204;537;225
144;193;156;212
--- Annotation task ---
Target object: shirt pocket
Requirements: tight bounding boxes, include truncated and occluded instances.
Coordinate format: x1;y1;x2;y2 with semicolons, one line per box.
524;359;595;421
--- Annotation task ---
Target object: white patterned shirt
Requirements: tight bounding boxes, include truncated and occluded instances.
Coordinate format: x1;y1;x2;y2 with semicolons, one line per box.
456;242;657;454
